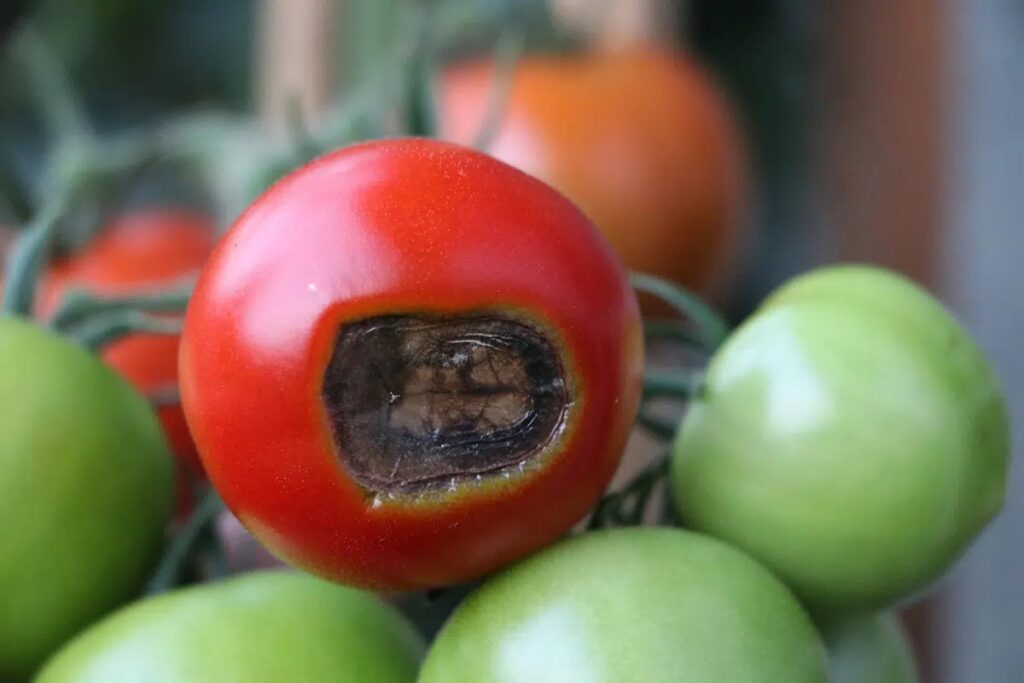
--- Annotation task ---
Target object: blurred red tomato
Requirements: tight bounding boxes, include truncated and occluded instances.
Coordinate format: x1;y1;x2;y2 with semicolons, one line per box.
442;49;748;300
42;209;217;475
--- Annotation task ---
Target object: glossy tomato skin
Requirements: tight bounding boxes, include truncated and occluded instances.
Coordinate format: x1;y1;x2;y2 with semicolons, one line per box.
671;265;1009;612
823;613;918;683
42;209;217;473
442;49;748;299
419;528;829;683
180;138;643;591
0;318;173;680
35;571;425;683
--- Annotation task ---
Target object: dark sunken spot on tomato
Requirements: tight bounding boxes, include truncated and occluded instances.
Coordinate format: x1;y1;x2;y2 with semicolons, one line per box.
322;314;570;495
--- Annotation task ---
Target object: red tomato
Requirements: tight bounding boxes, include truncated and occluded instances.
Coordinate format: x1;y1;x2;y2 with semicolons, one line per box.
42;209;217;475
442;49;748;300
180;139;643;591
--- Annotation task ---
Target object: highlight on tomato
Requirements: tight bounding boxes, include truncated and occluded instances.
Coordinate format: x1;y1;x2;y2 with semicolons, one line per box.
442;48;748;300
671;265;1009;612
180;138;643;591
35;571;425;683
419;528;829;683
41;209;217;474
0;317;174;680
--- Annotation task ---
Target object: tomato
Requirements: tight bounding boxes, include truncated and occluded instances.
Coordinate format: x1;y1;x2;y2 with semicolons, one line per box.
419;528;828;682
442;48;748;299
180;138;643;590
671;265;1009;612
35;571;425;682
0;317;174;680
823;613;918;683
42;209;217;474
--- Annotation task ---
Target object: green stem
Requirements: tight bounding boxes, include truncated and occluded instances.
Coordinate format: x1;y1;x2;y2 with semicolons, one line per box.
0;165;32;224
11;26;92;149
200;524;230;580
613;461;665;525
635;409;679;440
48;285;194;332
67;310;183;352
285;97;320;164
1;194;69;317
146;487;224;595
643;319;706;351
473;24;526;151
642;370;704;400
630;272;730;352
405;4;439;138
591;455;670;529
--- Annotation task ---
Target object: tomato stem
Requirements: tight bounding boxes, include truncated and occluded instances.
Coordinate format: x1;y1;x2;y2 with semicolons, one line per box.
404;5;440;138
642;370;704;399
146;487;225;595
589;455;669;529
67;310;183;351
630;272;730;351
48;284;194;332
635;409;679;440
1;194;69;317
11;25;93;152
472;23;527;151
643;319;707;352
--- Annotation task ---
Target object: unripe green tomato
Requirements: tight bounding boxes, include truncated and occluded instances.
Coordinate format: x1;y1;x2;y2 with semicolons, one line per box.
823;613;918;683
0;317;174;680
671;265;1009;612
35;571;425;683
419;528;828;683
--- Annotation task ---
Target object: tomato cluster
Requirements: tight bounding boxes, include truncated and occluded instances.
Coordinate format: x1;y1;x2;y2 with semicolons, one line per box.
0;103;1007;683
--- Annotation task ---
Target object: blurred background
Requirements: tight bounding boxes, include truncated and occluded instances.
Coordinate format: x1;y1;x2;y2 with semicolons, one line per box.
0;1;1020;681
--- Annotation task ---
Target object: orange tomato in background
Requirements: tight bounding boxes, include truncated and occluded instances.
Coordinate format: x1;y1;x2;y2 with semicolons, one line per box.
442;48;749;300
41;209;217;475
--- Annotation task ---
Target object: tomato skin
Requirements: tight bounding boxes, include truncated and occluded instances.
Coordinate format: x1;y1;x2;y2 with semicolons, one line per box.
442;49;747;298
823;613;918;683
42;210;217;474
419;528;829;683
671;265;1009;612
180;138;643;590
35;571;425;683
0;317;174;680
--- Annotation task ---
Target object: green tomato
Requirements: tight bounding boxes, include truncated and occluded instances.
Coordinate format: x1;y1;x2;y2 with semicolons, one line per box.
823;613;918;683
419;528;828;683
35;571;425;683
671;265;1009;612
0;317;174;679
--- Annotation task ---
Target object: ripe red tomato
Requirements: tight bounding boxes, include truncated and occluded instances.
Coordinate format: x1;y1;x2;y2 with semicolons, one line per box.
442;48;748;299
42;209;217;474
180;138;643;591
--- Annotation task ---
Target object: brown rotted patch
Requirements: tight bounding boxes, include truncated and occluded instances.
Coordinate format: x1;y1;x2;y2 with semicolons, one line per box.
322;314;570;495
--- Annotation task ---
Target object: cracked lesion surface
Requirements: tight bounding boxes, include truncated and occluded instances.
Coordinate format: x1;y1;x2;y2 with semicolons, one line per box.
322;314;570;495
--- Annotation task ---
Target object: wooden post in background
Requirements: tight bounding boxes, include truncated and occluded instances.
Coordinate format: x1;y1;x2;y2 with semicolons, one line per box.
817;0;946;285
257;0;337;132
552;0;680;49
816;2;948;681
